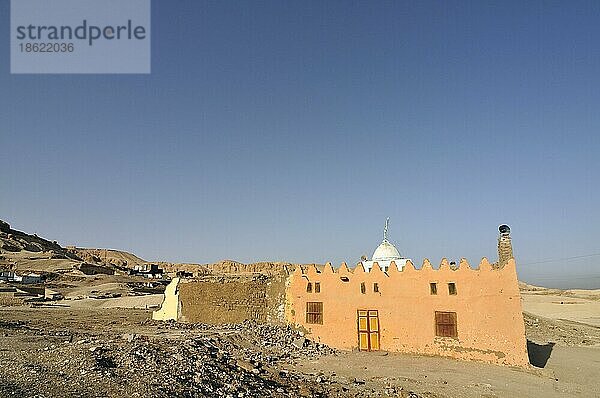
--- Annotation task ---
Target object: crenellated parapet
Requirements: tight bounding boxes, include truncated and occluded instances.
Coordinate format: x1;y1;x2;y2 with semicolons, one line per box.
293;257;518;279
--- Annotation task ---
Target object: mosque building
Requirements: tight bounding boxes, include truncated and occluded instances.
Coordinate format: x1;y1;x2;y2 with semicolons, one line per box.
153;222;529;367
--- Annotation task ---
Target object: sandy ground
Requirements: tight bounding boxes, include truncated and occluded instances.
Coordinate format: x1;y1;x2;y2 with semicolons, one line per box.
0;291;597;397
293;344;600;398
4;251;79;273
59;294;164;309
0;285;599;397
522;291;600;327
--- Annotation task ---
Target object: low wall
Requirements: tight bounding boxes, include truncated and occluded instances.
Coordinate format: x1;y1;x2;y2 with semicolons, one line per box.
177;274;287;324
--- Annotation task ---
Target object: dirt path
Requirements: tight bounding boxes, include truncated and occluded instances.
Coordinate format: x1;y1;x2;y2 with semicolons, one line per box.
291;345;600;398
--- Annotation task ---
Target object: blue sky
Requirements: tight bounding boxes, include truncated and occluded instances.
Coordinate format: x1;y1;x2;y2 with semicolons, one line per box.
1;1;599;288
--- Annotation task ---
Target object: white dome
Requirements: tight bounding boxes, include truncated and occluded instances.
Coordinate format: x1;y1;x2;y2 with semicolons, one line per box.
372;240;401;261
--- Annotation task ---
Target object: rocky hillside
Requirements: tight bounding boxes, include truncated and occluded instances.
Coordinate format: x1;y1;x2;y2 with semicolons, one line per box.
0;220;123;275
0;219;317;277
67;247;147;268
0;220;83;273
156;260;319;277
0;220;76;258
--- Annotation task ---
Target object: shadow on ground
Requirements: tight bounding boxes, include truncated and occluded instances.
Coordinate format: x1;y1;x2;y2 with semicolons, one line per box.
527;340;554;368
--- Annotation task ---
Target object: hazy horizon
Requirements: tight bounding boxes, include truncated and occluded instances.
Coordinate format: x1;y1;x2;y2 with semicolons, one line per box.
3;217;598;290
2;1;599;290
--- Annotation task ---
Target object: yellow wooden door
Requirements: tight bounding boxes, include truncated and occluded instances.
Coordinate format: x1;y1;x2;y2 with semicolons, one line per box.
357;310;380;351
357;310;369;350
368;310;380;350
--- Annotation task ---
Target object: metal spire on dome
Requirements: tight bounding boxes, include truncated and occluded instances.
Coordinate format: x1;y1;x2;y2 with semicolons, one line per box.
383;217;390;242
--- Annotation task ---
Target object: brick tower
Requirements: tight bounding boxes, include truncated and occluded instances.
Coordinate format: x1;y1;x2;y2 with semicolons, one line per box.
498;224;513;267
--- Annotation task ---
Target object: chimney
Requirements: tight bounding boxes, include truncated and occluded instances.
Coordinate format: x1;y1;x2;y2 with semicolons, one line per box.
498;224;513;267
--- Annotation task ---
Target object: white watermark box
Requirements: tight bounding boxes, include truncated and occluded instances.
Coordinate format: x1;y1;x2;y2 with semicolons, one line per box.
11;0;151;74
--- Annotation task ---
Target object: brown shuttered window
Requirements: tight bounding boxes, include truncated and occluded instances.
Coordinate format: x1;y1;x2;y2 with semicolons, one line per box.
306;282;312;293
373;283;379;293
360;282;366;294
306;302;323;324
435;311;457;338
314;282;321;293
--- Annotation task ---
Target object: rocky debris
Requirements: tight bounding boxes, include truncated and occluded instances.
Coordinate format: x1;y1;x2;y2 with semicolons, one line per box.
88;291;122;299
79;262;116;276
524;312;600;346
0;320;31;331
0;315;424;398
153;320;337;360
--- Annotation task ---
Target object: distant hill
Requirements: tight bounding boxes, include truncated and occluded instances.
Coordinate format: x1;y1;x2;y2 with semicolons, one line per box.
155;259;315;277
0;219;312;277
67;247;147;268
519;280;600;301
0;220;72;255
0;220;138;274
0;220;82;273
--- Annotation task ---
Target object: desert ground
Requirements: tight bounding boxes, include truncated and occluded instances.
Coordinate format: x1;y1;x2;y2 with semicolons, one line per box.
1;221;599;397
0;287;598;398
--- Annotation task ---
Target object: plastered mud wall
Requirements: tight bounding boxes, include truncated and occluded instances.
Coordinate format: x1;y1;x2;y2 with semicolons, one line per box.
152;278;180;321
178;274;288;324
285;258;529;367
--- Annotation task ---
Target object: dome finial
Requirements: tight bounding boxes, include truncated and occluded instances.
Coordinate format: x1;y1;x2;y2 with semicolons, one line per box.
383;217;390;242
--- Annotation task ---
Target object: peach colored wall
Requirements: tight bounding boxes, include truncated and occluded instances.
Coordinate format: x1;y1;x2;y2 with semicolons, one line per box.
285;258;529;367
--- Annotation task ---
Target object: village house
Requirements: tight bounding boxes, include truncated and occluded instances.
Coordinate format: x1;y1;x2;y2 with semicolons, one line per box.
0;271;43;284
153;223;528;367
131;263;164;279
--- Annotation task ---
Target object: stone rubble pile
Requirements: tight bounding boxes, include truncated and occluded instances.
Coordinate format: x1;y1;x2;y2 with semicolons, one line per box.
235;320;338;358
86;321;423;398
1;317;425;398
97;336;288;397
523;313;600;346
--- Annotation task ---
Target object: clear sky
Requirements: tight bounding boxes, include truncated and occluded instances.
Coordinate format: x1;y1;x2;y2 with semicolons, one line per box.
1;1;599;288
